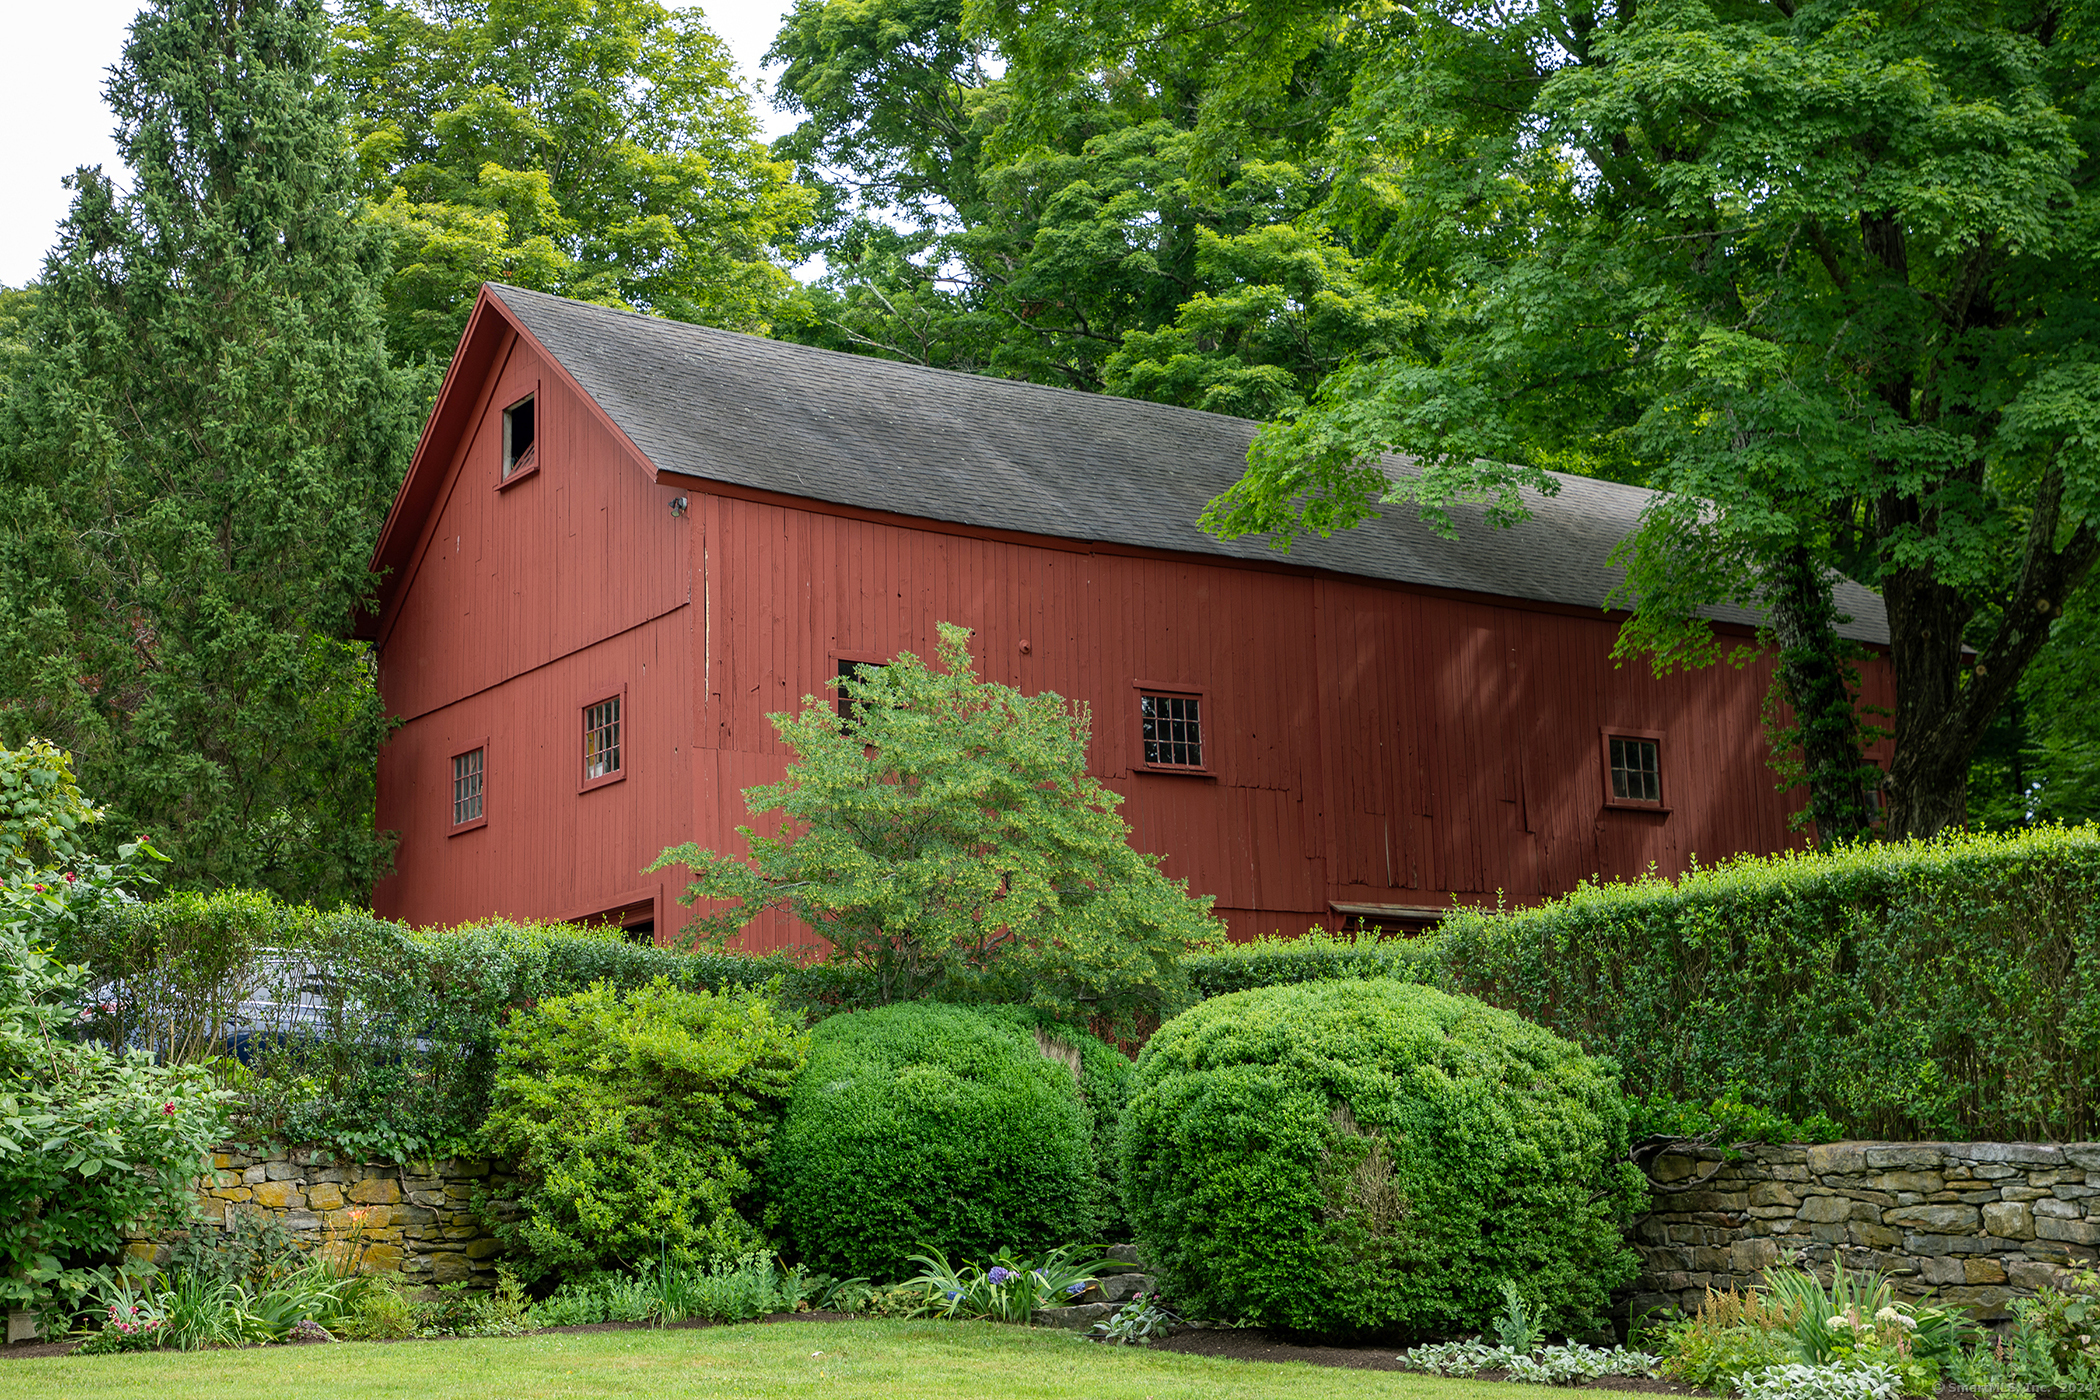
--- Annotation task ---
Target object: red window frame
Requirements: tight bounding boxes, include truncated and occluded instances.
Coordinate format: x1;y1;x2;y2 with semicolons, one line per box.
579;685;628;793
1133;681;1212;776
449;739;489;835
1600;728;1668;811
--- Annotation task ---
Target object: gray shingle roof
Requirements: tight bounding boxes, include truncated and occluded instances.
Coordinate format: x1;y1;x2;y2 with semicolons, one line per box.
493;285;1889;644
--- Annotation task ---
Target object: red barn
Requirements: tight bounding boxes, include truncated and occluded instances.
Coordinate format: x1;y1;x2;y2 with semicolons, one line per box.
357;285;1893;945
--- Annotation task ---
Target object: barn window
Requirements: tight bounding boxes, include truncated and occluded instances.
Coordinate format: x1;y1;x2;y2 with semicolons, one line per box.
449;744;486;833
502;395;537;480
1138;687;1205;770
835;658;886;725
1602;730;1665;808
583;695;622;784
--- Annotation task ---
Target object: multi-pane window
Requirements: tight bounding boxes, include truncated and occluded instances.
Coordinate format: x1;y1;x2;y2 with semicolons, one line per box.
584;696;621;781
836;659;885;724
452;748;484;825
1140;692;1203;768
1608;735;1662;803
503;395;536;479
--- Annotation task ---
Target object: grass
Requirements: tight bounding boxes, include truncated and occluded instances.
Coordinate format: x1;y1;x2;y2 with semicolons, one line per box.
9;1317;1516;1400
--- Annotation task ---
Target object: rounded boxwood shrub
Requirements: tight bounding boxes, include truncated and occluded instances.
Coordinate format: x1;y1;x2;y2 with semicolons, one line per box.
1120;979;1644;1337
773;1002;1111;1280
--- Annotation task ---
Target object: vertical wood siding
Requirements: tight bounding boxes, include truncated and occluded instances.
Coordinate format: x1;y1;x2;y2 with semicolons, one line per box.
374;356;1895;946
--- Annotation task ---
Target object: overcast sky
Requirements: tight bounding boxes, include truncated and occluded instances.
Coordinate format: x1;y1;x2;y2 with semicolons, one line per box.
0;2;799;289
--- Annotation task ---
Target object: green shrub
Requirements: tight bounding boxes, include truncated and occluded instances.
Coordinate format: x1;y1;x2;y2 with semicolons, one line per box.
980;1005;1136;1238
0;740;228;1321
1180;930;1442;1000
1436;826;2100;1140
1119;978;1643;1337
71;891;872;1159
772;1002;1103;1281
480;978;807;1279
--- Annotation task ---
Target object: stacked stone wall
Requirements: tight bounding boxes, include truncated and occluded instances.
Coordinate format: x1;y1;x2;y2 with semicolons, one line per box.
127;1145;519;1287
1632;1140;2100;1323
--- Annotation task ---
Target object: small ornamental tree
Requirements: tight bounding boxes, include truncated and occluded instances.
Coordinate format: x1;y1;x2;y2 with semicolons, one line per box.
653;622;1222;1025
0;740;227;1325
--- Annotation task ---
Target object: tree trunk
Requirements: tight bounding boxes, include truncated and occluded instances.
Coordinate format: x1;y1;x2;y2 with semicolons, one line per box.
1880;466;2100;839
1766;544;1873;845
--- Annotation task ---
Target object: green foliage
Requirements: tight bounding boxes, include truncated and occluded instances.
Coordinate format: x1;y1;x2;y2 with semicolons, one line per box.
1434;826;2100;1140
334;0;814;362
0;745;227;1319
771;1002;1102;1282
524;1253;815;1327
1763;1263;1971;1397
903;1244;1104;1323
480;978;808;1279
655;623;1222;1027
1118;978;1643;1337
2004;1268;2100;1393
1179;930;1442;1000
81;1261;359;1351
1655;1288;1800;1391
70;890;853;1161
770;0;1404;401
1628;1091;1845;1149
1152;0;2100;840
0;0;420;905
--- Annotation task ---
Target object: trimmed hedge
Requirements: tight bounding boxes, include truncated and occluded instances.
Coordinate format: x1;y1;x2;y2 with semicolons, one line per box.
1435;826;2100;1142
1120;979;1643;1337
1180;930;1441;999
71;894;876;1159
770;1002;1104;1280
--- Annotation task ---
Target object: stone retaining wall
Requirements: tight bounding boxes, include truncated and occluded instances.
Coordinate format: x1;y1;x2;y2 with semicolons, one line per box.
1631;1140;2100;1322
127;1145;519;1286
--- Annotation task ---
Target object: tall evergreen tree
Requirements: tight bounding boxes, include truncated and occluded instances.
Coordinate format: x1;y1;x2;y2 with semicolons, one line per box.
0;0;419;903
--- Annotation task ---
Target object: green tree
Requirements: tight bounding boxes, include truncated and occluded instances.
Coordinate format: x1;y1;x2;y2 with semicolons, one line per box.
0;0;419;903
0;740;227;1322
1069;0;2100;841
652;623;1222;1025
769;0;1413;400
334;0;816;362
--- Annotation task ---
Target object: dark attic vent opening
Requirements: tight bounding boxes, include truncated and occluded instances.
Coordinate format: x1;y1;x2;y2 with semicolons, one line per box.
503;395;536;478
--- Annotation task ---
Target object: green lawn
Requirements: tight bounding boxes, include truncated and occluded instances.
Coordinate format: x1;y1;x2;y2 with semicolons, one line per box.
7;1318;1511;1400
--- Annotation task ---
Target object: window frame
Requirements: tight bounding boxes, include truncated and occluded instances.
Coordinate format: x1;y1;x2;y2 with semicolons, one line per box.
1133;680;1213;777
497;387;541;490
1600;727;1668;811
830;651;889;727
448;738;489;835
578;685;628;793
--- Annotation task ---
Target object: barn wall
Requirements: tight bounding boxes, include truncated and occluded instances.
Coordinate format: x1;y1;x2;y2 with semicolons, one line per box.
371;330;696;929
367;316;1894;939
687;493;1893;953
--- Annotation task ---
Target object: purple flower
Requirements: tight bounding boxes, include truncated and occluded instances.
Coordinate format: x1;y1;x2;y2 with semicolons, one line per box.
987;1267;1012;1285
1067;1283;1086;1295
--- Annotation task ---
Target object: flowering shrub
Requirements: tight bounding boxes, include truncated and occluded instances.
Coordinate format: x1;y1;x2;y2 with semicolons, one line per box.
904;1245;1103;1323
1764;1261;1970;1396
75;1292;169;1355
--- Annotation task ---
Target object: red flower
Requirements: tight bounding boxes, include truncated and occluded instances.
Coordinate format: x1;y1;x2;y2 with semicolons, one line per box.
63;872;76;882
162;1103;176;1115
